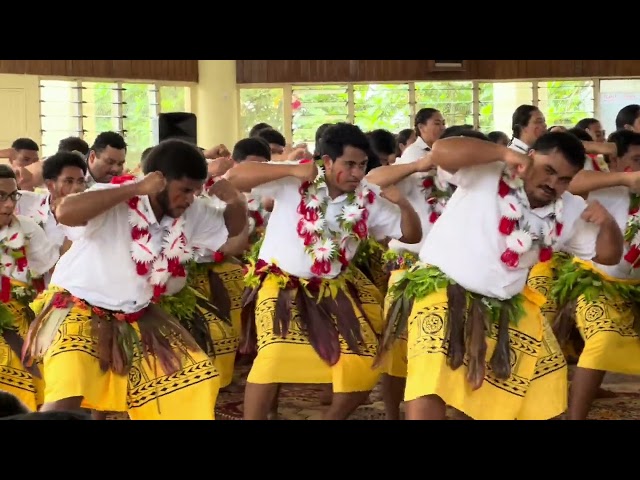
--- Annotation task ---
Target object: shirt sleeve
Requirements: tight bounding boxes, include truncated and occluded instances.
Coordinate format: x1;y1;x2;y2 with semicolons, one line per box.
559;218;598;260
58;183;122;241
446;161;503;189
367;187;403;241
188;197;230;253
21;217;60;276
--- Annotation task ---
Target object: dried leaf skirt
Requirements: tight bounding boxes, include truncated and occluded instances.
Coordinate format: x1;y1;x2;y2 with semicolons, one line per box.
247;269;385;393
382;269;409;379
527;259;583;360
26;287;220;420
189;260;243;387
405;285;568;420
0;296;43;411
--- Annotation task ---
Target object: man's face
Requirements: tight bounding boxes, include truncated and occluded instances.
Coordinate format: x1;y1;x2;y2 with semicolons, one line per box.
45;166;87;201
522;148;581;208
0;178;19;227
610;144;640;173
12;149;39;168
153;177;203;218
323;146;368;194
586;121;605;142
88;146;126;183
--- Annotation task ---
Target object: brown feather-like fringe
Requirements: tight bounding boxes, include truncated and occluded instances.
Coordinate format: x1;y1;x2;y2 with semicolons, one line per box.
96;316;114;372
326;289;364;354
273;288;293;337
2;328;41;378
295;288;341;366
345;281;377;338
137;304;200;376
239;286;259;354
207;269;231;323
551;299;578;347
465;296;487;390
489;304;512;379
446;283;467;370
180;306;215;357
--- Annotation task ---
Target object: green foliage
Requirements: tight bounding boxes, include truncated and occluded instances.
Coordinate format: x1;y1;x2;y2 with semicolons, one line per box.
239;88;285;137
237;81;595;147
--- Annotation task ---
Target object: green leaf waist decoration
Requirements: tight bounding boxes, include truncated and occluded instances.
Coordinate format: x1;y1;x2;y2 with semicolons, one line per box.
374;264;526;385
550;259;640;344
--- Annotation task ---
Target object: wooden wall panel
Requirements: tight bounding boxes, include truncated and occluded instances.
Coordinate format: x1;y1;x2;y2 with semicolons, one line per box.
237;60;640;84
0;60;198;82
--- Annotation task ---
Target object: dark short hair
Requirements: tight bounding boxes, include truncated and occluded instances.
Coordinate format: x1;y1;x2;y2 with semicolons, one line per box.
91;131;127;155
232;137;271;162
532;132;586;169
319;122;370;161
58;136;89;155
42;151;88;181
249;123;272;137
143;138;207;181
0;165;17;180
256;128;286;147
11;138;38;152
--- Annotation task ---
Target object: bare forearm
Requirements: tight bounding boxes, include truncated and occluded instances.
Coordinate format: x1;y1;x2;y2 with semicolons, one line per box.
366;162;420;188
226;162;299;192
56;183;139;226
396;200;422;244
593;219;624;265
220;229;250;257
431;137;506;173
223;200;248;237
583;141;616;156
568;170;629;197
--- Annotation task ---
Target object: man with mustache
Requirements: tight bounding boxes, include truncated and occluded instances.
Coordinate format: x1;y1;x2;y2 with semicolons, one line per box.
379;132;622;420
227;122;422;420
551;129;640;420
22;139;247;420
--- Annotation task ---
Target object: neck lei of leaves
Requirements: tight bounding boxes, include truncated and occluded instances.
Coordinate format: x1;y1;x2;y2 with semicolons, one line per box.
497;165;563;269
622;193;640;269
420;172;453;224
296;162;375;276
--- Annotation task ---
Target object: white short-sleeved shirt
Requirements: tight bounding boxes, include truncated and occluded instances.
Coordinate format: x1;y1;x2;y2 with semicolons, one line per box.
16;190;66;250
386;155;451;254
51;183;229;313
421;161;598;300
0;215;59;283
253;173;403;279
587;185;636;279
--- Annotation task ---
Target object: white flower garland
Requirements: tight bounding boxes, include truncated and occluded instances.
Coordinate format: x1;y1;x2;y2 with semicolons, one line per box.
497;166;563;268
112;175;193;300
296;162;375;276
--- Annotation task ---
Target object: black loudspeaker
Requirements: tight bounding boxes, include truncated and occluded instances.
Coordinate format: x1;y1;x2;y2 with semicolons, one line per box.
154;112;197;145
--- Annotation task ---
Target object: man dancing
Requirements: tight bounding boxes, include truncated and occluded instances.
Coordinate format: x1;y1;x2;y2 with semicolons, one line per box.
552;129;640;419
227;122;422;420
380;132;622;420
0;165;59;411
22;139;244;420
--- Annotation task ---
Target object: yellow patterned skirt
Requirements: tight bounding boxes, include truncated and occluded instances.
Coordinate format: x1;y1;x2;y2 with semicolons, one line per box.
405;285;567;420
573;261;640;374
246;267;384;392
27;287;220;420
189;260;244;388
0;295;44;411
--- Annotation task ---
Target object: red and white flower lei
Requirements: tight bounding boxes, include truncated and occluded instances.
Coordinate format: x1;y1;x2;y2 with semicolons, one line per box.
497;167;563;269
112;175;193;300
622;194;640;270
34;196;49;228
0;219;38;302
420;172;453;224
246;194;266;234
296;162;375;276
